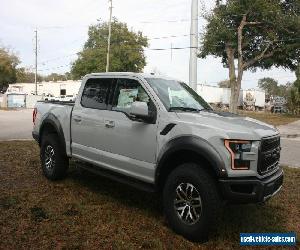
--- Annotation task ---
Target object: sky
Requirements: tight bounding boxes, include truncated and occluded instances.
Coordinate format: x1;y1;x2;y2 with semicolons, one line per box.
0;0;297;89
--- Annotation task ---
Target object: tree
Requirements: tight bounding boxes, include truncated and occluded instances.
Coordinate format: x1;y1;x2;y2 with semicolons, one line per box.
200;0;300;113
218;79;230;88
0;47;19;90
16;67;43;83
43;73;68;82
71;18;148;79
258;77;289;100
288;64;300;114
16;69;72;83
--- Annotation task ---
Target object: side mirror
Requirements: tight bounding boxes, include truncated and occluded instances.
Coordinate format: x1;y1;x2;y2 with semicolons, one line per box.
130;101;153;122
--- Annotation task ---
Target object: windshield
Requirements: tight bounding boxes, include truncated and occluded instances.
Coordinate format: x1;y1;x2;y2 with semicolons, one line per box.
145;78;212;112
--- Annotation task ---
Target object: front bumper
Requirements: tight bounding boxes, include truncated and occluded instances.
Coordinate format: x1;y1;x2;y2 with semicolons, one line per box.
219;168;283;203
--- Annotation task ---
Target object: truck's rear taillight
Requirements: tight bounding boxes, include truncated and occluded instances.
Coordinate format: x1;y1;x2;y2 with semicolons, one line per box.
33;108;37;124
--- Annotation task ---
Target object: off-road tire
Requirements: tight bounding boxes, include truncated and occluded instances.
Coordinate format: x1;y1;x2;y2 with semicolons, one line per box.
40;133;68;180
163;163;220;242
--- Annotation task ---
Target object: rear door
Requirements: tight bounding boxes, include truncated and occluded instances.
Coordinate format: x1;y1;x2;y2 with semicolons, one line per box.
71;77;115;161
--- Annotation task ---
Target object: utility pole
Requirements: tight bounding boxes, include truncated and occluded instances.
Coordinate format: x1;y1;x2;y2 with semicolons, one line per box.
170;43;173;61
34;29;38;95
106;0;113;72
189;0;198;91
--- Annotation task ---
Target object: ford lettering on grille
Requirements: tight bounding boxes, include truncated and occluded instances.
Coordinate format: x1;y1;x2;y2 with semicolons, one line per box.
258;136;280;175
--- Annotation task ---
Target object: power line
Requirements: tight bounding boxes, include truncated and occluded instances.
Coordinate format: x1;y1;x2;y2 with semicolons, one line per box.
149;33;195;40
38;53;78;65
36;45;197;71
139;18;199;24
27;17;202;31
38;63;72;72
35;34;198;66
34;36;300;69
205;75;296;85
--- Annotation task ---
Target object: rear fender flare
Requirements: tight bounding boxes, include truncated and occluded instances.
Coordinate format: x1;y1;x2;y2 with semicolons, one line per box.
39;113;66;155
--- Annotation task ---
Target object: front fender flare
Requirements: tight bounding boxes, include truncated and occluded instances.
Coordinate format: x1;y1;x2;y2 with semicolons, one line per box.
155;136;227;185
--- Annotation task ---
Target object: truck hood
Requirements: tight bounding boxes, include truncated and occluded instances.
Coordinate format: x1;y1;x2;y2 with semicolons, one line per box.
175;111;279;140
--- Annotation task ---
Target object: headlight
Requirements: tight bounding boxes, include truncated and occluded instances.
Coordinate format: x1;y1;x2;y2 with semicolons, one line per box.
224;140;252;170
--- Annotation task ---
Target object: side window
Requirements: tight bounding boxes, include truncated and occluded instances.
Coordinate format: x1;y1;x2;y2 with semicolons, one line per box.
81;78;112;109
112;78;151;114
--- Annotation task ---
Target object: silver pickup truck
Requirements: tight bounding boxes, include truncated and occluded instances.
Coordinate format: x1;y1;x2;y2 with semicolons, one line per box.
32;72;283;242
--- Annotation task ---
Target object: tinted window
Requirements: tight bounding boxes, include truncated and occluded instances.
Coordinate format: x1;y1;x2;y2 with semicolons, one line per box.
112;78;151;114
81;78;112;109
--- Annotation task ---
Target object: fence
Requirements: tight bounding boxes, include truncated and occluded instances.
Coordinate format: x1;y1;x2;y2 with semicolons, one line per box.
0;94;43;109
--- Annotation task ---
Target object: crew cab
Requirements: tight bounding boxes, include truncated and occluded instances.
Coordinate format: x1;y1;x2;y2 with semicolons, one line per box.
32;72;283;242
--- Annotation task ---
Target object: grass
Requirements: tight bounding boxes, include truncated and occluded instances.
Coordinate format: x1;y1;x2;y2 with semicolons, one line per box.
238;111;300;126
0;141;299;249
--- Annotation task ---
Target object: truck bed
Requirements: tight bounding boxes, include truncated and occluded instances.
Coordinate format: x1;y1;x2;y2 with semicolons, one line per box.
33;101;74;156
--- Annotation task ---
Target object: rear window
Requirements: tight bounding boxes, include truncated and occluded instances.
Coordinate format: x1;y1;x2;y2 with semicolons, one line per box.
81;78;112;109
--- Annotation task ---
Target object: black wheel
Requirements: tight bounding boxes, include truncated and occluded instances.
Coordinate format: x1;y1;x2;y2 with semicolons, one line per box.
163;163;220;242
40;133;69;180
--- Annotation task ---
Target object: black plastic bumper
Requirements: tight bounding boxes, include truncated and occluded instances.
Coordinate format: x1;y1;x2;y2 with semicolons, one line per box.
219;168;283;203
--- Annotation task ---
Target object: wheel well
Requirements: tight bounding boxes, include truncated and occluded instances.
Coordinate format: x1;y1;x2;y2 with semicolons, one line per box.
39;123;58;144
157;150;218;191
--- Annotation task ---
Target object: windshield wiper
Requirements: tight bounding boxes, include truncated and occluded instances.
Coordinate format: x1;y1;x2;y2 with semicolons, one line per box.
199;107;213;112
169;107;200;112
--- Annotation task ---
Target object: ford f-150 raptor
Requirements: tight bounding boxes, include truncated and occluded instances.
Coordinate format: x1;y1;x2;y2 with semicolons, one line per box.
32;72;283;242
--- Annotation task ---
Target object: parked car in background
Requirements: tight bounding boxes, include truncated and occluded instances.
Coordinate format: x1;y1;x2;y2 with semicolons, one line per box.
32;73;283;242
65;95;75;101
44;94;55;101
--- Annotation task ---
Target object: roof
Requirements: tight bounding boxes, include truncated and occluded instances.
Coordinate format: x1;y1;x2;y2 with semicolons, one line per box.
86;72;175;80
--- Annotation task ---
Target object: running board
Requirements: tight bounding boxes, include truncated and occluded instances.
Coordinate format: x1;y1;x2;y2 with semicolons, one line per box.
74;160;156;193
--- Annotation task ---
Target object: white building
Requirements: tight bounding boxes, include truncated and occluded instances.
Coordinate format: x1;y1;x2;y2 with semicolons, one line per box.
6;80;81;97
197;84;231;105
197;84;265;108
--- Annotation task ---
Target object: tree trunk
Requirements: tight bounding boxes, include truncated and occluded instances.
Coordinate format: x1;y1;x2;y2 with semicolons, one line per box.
226;46;239;113
231;72;243;113
228;15;246;114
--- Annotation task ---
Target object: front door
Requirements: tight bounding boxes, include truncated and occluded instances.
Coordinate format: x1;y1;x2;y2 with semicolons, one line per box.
99;77;158;182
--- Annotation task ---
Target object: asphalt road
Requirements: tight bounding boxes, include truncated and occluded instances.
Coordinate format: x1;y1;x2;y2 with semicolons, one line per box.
0;109;299;168
280;138;300;168
0;109;33;140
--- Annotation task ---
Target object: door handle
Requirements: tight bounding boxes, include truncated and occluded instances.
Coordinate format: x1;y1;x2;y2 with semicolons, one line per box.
73;116;82;123
105;120;115;128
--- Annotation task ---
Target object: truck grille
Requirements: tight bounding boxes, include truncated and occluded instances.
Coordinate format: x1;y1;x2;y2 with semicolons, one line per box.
258;136;280;175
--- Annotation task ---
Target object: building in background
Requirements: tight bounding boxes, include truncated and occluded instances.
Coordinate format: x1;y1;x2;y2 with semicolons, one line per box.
197;84;265;110
1;81;266;110
6;80;81;97
0;80;81;108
